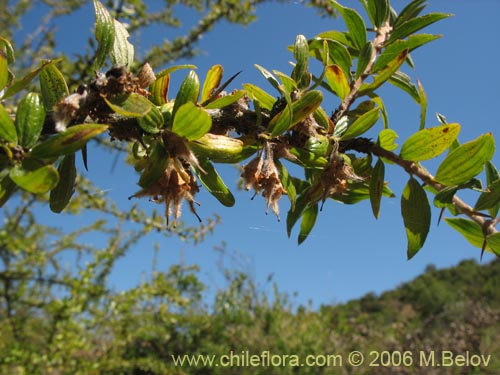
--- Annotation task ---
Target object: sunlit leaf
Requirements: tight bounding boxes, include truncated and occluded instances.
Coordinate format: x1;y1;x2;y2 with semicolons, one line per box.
365;0;390;28
445;218;487;251
484;161;500;217
359;50;408;95
330;1;367;50
400;123;460;161
15;92;45;149
378;129;398;151
30;124;108;158
3;59;58;99
388;13;450;43
0;50;8;92
373;34;441;72
201;65;223;103
172;102;211;141
93;0;115;69
418;80;427;130
10;163;59;194
340;107;380;140
401;176;431;259
394;0;427;28
150;74;170;105
291;34;311;89
325;65;350;100
435;133;495;186
309;37;352;77
268;90;323;137
254;64;281;93
0;103;17;143
203;90;246;110
39;61;69;111
388;71;419;102
242;83;276;111
173;70;200;117
110;19;134;68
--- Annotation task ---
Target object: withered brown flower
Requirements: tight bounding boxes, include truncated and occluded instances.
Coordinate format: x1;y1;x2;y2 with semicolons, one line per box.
131;157;201;227
241;142;286;220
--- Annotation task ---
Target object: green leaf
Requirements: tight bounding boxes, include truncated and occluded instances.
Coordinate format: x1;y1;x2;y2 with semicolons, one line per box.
104;93;153;117
0;50;8;92
388;13;451;44
0;37;15;64
355;42;373;79
418;80;427;130
484;161;500;217
286;188;311;237
365;0;390;28
155;64;197;79
378;129;398;151
331;1;367;50
313;106;331;130
325;65;350;100
138;103;164;134
268;90;323;137
3;59;57;99
201;65;223;103
0;175;16;207
172;102;211;141
93;0;115;69
138;142;169;189
204;90;246;110
388;71;419;102
273;70;297;94
401;177;431;259
340;107;380;140
298;203;318;244
291;34;311;89
150;74;170;105
0;103;17;143
195;158;235;207
359;50;408;95
254;64;281;93
394;0;427;28
15;93;45;149
173;70;200;117
370;158;385;219
435;133;496;186
39;61;69;111
309;37;352;77
485;233;500;256
110;19;134;68
188;134;255;164
276;160;296;210
373;34;441;72
30;124;108;158
242;83;276;111
50;153;76;213
400;123;460;161
445;218;485;250
475;179;500;212
10;164;59;194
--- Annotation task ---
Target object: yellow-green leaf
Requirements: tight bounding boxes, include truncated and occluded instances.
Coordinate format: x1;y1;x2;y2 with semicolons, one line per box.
10;164;59;194
435;133;496;186
0;50;8;92
325;64;350;100
0;103;17;143
340;107;380;140
172;102;211;141
110;19;134;68
201;64;223;103
242;83;275;111
400;123;460;161
30;124;108;158
173;70;199;117
93;0;115;69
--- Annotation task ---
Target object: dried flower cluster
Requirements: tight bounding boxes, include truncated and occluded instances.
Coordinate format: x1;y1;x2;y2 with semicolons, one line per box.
131;157;201;227
241;142;287;220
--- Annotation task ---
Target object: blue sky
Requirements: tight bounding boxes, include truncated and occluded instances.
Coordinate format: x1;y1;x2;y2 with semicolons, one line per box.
13;0;500;307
